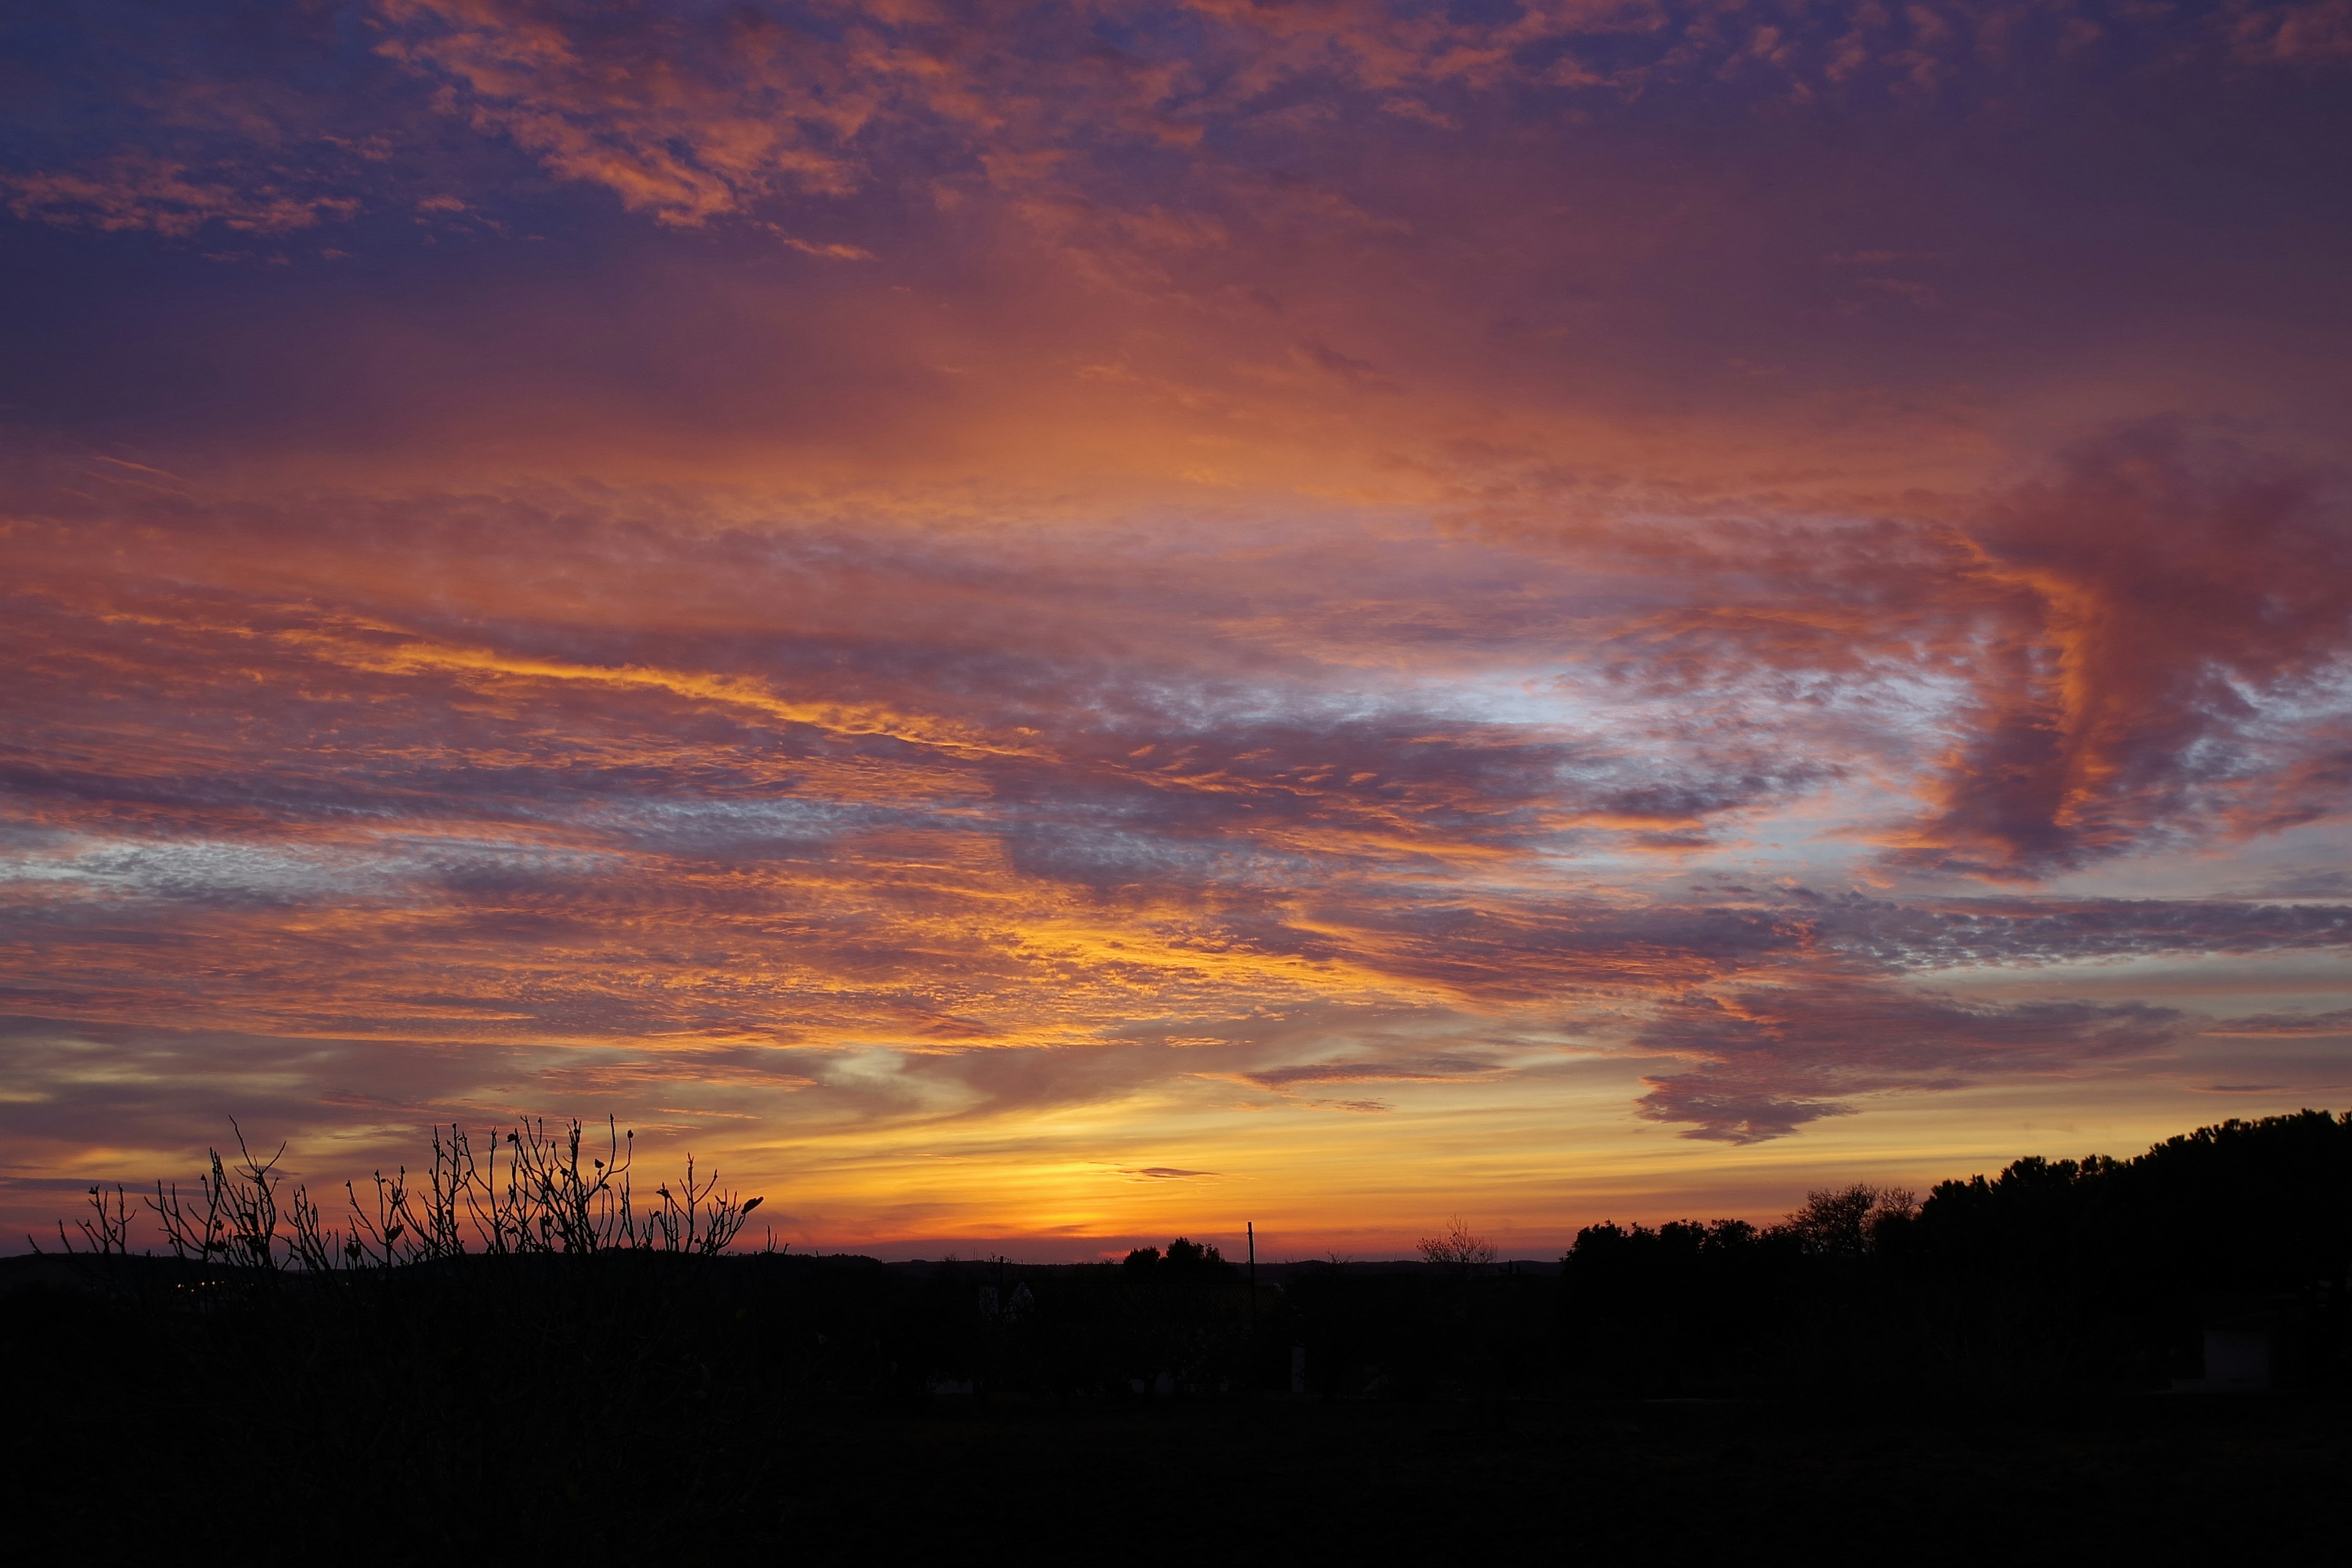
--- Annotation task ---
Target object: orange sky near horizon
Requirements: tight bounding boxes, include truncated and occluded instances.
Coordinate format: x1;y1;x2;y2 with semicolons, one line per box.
4;0;2350;1258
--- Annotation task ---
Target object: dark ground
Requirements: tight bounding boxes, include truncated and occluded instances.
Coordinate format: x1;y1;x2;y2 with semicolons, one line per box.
763;1394;2345;1563
13;1368;2336;1561
3;1249;2345;1563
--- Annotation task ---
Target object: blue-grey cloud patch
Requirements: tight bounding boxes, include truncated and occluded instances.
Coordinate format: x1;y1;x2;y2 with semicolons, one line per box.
2201;1009;2352;1039
1635;981;2185;1144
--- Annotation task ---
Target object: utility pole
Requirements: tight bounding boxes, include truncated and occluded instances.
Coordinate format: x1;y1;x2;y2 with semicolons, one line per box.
1248;1221;1257;1319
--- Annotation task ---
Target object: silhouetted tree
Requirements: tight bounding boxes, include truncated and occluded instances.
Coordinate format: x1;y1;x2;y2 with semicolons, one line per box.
1779;1184;1916;1258
1419;1216;1498;1272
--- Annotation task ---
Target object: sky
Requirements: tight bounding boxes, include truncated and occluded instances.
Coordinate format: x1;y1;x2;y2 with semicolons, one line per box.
2;0;2350;1259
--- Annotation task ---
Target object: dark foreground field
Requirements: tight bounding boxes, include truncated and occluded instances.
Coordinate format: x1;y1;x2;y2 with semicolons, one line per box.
8;1335;2344;1564
3;1250;2345;1564
768;1395;2346;1562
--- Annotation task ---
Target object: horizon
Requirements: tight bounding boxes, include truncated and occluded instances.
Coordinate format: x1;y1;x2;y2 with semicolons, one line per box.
4;1;2350;1257
20;1103;2334;1264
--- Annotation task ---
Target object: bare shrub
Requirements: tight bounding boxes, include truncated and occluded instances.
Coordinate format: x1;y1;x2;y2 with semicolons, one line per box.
1419;1215;1499;1271
55;1182;135;1255
143;1123;314;1270
648;1152;764;1256
47;1115;765;1268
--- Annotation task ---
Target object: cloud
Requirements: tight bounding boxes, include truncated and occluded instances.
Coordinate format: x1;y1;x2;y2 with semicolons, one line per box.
2;153;358;236
1814;893;2352;970
1887;426;2352;878
1634;980;2184;1142
1632;1083;1856;1145
1487;428;2352;882
2201;1009;2352;1040
1;472;2344;1170
773;232;875;261
2233;1;2352;64
1241;1056;1502;1090
373;0;870;224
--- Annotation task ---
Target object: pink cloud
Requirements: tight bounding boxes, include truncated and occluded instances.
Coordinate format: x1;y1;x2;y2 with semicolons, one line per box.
2;153;358;236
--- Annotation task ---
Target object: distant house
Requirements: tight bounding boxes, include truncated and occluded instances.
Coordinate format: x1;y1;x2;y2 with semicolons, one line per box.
977;1283;1035;1319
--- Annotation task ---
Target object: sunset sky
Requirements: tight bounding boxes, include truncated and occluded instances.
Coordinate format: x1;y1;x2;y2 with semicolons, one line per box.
4;0;2350;1258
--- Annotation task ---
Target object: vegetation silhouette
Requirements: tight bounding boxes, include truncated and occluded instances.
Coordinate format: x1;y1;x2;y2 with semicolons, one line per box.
95;1116;766;1270
7;1110;2350;1556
